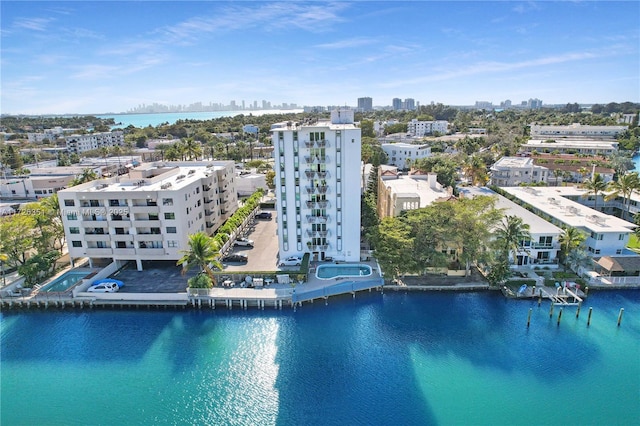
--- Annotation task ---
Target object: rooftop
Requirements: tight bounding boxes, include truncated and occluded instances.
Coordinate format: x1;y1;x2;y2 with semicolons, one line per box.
459;186;563;235
501;186;636;233
381;175;449;207
59;162;230;195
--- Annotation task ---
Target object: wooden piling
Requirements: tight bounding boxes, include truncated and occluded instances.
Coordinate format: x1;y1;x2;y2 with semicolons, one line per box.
549;303;554;318
617;308;624;326
587;307;593;326
527;308;532;327
557;308;563;326
576;302;581;318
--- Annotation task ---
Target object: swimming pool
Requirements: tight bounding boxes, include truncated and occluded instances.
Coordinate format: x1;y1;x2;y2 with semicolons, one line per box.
40;272;88;292
316;264;372;280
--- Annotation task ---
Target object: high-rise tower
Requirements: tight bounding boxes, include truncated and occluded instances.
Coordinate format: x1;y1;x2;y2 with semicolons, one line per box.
271;109;361;262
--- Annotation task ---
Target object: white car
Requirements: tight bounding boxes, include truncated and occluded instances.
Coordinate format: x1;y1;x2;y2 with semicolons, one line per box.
280;256;302;266
234;237;254;247
87;282;119;293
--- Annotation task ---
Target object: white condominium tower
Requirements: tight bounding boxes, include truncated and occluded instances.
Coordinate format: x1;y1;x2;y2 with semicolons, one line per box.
272;109;361;262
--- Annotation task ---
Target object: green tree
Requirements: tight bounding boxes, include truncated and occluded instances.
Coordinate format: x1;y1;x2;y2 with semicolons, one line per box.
605;172;640;220
494;215;531;266
581;172;607;210
373;217;416;279
462;155;488;186
558;227;586;271
18;250;58;287
0;213;36;266
177;232;222;285
187;272;213;289
360;120;375;138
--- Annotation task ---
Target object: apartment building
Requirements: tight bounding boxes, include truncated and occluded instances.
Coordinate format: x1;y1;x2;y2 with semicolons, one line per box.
377;168;450;219
530;123;627;139
57;161;237;270
381;142;431;169
489;157;549;186
500;186;636;257
407;119;448;137
65;131;125;155
271;109;361;262
460;186;562;267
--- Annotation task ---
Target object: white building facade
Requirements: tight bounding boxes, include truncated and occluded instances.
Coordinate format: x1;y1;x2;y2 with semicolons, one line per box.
489;156;549;186
381;143;431;169
407;119;448;136
57;161;237;270
272;109;361;262
65;131;125;155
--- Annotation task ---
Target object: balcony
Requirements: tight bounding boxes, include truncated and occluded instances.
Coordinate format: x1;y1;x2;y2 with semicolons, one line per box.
306;230;331;237
85;248;113;256
304;155;329;164
317;171;330;179
112;248;135;255
111;234;133;242
305;170;316;179
307;243;330;251
530;243;560;250
130;205;156;214
306;215;330;224
134;234;163;241
137;248;165;256
317;200;330;208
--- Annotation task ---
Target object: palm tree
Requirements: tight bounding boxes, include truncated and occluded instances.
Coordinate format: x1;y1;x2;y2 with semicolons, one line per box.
177;232;222;286
558;227;586;271
581;172;607;211
605;172;640;220
182;138;202;160
462;155;488;186
494;215;531;266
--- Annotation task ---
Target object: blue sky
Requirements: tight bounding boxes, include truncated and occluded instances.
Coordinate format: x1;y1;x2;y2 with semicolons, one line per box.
1;1;639;115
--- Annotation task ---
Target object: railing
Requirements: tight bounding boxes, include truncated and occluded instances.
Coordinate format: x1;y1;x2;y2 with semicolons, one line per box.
304;170;316;178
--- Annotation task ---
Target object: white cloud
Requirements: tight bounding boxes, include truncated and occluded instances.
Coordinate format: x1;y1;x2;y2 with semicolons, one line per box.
13;17;54;32
315;37;377;49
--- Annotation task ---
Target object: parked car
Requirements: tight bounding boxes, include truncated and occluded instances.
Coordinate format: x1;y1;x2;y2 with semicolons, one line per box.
222;254;249;263
87;282;119;293
234;237;254;247
256;211;272;220
280;256;302;266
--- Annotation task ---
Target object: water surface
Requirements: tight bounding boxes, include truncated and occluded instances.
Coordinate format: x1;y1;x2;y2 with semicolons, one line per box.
2;290;638;425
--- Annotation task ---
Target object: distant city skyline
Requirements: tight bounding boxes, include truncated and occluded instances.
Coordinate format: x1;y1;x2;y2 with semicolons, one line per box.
1;1;638;115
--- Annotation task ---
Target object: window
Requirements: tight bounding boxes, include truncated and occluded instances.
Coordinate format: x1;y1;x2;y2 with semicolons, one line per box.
69;227;80;234
167;227;176;233
167;240;178;248
64;199;75;206
163;198;173;206
616;249;623;254
164;212;175;220
67;212;78;220
72;241;82;247
619;234;625;240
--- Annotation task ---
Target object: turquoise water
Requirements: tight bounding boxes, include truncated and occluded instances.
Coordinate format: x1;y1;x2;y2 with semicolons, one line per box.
316;264;372;279
1;290;638;425
40;272;88;292
98;109;303;128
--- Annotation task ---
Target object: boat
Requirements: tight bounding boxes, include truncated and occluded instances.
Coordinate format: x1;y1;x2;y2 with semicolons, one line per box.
92;278;124;288
518;284;528;295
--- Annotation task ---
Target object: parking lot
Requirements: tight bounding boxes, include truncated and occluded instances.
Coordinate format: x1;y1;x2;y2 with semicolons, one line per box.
223;208;282;272
105;208;292;292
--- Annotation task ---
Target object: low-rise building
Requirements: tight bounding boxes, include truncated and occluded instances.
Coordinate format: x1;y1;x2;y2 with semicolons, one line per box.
377;169;451;219
460;186;563;267
65;131;125;155
381;142;431;169
490;156;549;186
520;139;619;156
530;123;627;140
57;161;238;270
500;186;636;257
407;119;448;137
